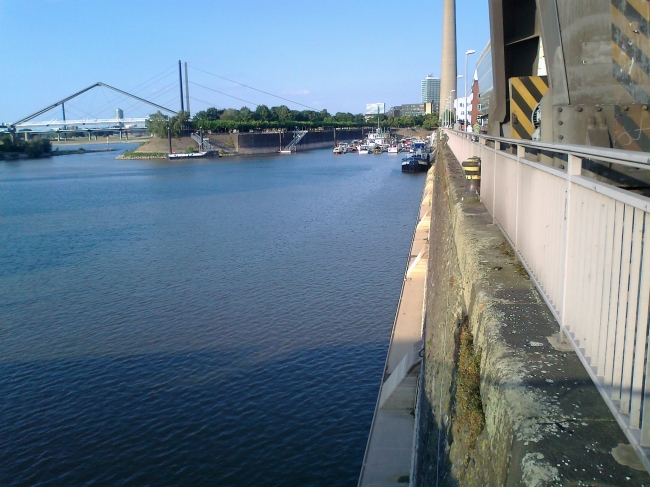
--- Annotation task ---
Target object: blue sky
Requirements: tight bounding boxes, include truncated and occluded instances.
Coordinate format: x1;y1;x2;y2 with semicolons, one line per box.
0;0;490;122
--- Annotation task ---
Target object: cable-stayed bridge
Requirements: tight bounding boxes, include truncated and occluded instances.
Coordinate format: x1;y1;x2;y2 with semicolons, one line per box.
2;61;319;140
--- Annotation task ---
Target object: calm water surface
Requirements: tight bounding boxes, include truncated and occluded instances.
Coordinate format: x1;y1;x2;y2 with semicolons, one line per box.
0;145;425;486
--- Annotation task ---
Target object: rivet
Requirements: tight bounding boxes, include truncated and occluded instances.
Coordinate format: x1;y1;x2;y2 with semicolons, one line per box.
623;106;629;111
558;135;564;140
596;106;603;112
558;120;564;125
643;106;648;111
576;106;583;112
558;107;563;113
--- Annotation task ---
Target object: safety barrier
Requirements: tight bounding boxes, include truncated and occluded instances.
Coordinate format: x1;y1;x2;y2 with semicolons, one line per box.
444;129;650;469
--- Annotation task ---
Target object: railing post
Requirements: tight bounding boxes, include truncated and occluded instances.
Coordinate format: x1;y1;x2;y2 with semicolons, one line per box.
516;145;525;251
560;154;582;337
492;141;500;223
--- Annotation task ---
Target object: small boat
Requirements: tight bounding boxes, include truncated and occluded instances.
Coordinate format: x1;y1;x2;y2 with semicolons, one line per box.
373;146;382;154
388;144;400;153
358;145;370;154
333;145;345;154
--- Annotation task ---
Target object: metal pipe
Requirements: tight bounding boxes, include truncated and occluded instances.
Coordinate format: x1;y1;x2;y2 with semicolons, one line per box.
464;50;475;126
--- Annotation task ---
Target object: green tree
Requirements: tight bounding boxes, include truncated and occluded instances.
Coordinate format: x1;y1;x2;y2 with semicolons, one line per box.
254;105;271;121
147;111;170;137
422;115;439;130
194;107;223;121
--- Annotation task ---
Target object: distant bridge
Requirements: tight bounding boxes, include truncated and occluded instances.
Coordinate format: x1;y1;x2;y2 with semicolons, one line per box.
6;82;176;137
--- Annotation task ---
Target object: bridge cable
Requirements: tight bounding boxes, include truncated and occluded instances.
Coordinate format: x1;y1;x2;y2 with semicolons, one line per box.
189;81;259;107
118;80;180;116
189;96;225;111
80;71;179;119
189;65;318;110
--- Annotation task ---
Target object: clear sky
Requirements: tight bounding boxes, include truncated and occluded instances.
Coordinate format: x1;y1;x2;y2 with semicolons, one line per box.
0;0;490;122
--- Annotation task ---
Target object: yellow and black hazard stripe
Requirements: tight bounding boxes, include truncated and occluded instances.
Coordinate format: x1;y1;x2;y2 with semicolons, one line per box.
509;76;549;139
462;156;481;180
611;0;650;104
611;0;650;152
614;105;650;152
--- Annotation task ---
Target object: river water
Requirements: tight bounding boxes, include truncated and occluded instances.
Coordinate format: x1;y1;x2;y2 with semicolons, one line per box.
0;145;425;486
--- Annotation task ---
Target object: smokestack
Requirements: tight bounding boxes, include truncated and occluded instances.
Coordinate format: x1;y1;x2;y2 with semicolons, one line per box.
439;0;457;115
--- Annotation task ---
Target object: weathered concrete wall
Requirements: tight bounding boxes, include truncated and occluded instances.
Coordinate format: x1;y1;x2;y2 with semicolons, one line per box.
235;129;365;155
415;143;648;486
237;132;283;154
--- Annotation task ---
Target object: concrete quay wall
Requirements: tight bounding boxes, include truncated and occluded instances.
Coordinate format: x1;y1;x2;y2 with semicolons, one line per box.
414;143;647;486
235;129;364;155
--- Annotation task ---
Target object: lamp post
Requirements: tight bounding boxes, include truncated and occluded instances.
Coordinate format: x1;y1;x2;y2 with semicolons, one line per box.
443;95;451;128
450;89;456;127
444;98;449;127
464;50;476;127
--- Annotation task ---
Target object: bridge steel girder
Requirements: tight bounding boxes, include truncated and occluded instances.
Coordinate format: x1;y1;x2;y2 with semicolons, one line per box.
11;82;177;128
489;0;650;152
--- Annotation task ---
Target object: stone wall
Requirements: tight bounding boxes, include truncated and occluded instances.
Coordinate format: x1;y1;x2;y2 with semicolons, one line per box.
235;129;365;155
414;142;647;486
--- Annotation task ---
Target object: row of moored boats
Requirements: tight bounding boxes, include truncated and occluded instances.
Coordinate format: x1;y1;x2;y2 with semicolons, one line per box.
333;129;433;172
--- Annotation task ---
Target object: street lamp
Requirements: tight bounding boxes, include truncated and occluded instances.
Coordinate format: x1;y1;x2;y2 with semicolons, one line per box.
464;50;476;128
450;89;456;127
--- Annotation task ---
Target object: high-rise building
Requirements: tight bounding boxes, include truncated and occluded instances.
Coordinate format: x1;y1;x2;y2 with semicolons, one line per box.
421;75;441;107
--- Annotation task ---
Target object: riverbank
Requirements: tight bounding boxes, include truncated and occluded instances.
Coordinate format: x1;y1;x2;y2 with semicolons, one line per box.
131;129;366;158
52;137;151;147
53;148;117;156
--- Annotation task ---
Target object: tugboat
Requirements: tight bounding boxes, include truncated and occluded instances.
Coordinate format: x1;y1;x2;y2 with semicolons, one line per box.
401;155;429;173
401;150;431;173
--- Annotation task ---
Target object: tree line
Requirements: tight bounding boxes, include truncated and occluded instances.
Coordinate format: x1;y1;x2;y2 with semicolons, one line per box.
0;134;52;158
146;105;439;136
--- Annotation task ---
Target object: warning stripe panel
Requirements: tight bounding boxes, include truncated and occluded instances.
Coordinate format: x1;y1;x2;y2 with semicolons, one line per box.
612;0;650;108
611;41;650;94
611;9;650;67
509;76;548;139
612;0;649;34
614;106;650;152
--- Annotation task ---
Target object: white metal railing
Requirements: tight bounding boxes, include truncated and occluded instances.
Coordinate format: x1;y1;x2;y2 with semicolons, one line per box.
444;129;650;470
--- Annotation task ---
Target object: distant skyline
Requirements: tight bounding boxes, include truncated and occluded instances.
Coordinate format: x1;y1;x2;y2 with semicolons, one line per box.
0;0;490;122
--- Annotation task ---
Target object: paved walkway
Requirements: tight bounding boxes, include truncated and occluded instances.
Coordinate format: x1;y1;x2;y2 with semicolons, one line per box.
358;168;433;487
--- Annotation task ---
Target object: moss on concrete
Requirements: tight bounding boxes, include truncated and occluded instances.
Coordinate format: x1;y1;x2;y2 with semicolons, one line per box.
453;317;484;449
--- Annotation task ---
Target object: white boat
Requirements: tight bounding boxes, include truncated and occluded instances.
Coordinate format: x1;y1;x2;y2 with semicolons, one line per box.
388;145;400;154
365;127;390;147
168;151;209;159
333;145;345;154
358;145;370;154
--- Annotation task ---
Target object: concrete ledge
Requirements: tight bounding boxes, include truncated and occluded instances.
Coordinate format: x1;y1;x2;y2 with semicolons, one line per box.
415;143;649;486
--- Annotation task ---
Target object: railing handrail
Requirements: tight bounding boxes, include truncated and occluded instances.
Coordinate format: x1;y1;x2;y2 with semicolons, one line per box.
444;129;650;168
